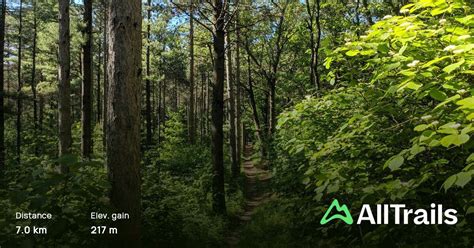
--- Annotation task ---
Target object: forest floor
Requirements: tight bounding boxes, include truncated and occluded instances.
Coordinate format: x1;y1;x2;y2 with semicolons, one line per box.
226;144;274;247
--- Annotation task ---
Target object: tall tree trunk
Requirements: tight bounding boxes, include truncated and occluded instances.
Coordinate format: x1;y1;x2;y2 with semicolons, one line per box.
97;19;102;124
82;0;93;158
267;79;276;137
305;0;321;89
31;0;38;144
59;0;72;172
206;72;210;137
6;35;10;94
106;0;142;244
39;96;44;131
157;79;162;144
188;0;196;144
16;0;23;163
145;0;152;147
0;0;5;171
30;0;39;156
305;0;316;88
355;0;361;37
152;80;157;132
226;18;238;179
200;71;205;142
246;53;262;148
314;0;321;90
235;11;242;167
102;1;108;149
160;75;166;141
211;0;226;215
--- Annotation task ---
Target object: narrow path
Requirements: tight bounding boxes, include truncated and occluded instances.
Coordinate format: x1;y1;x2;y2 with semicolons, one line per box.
226;144;273;247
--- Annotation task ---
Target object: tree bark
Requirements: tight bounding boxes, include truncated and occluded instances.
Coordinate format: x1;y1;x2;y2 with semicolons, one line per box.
211;0;226;215
39;96;44;131
145;0;152;147
160;74;166;141
267;78;276;138
206;72;210;137
243;0;288;157
188;0;196;144
31;0;38;144
157;79;162;144
235;10;242;167
314;0;322;90
59;0;72;172
82;0;93;158
16;0;23;163
0;0;5;171
246;53;262;147
226;18;238;179
106;0;142;244
200;71;205;142
102;0;108;150
6;35;10;93
305;0;316;88
97;20;102;124
305;0;321;90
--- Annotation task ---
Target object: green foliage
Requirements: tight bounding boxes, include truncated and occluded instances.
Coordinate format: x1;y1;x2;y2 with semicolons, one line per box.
272;0;474;246
237;199;296;248
0;155;109;247
142;111;243;247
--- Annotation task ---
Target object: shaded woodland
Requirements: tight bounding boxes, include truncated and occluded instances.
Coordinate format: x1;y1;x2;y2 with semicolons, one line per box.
0;0;473;247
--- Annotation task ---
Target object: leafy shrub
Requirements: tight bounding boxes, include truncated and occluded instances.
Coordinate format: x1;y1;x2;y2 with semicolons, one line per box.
142;111;243;247
272;0;474;246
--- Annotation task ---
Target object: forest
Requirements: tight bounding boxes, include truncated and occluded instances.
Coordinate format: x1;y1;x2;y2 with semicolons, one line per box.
0;0;473;247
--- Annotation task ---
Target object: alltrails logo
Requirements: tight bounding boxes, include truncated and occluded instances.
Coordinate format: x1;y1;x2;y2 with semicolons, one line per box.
320;199;353;225
320;199;458;225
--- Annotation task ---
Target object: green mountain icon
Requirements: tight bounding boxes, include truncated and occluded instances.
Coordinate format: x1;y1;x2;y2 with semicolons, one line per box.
320;199;353;225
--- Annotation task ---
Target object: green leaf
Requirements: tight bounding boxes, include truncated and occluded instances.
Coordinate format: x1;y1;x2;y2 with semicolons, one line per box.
406;82;422;90
454;172;471;187
361;49;376;55
302;177;310;185
443;175;457;192
429;89;447;101
429;139;441;147
466;113;474;120
443;59;465;74
437;127;458;135
422;56;450;68
435;94;461;109
384;62;401;71
456;14;474;25
326;183;340;193
324;57;333;69
420;130;435;142
467;206;474;215
461;125;474;135
414;124;429;132
431;6;448;16
399;44;408;55
466;153;474;163
399;70;416;77
346;50;359;56
377;44;390;53
440;133;470;147
409;145;425;159
456;97;474;109
384;155;404;171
